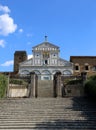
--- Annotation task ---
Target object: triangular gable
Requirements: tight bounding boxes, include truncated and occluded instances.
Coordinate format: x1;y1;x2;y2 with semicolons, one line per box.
33;42;59;49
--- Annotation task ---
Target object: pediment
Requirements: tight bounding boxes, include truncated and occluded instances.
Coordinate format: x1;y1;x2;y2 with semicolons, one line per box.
33;42;59;49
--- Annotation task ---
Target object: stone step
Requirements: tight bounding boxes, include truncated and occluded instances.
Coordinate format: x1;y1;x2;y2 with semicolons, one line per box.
38;80;53;97
0;98;96;129
0;124;96;130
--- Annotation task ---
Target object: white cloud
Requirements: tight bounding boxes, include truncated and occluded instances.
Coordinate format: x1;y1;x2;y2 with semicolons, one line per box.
28;54;33;59
0;39;5;48
0;14;17;36
0;4;17;36
1;60;13;67
19;28;23;33
0;5;10;13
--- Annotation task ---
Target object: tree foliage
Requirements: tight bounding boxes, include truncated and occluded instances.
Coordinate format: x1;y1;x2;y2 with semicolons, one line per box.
84;75;96;98
0;74;7;98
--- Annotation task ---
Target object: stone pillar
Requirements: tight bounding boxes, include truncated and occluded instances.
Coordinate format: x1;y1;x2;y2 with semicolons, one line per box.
35;74;38;98
30;72;38;98
53;72;62;97
57;72;62;97
53;74;57;97
81;72;87;86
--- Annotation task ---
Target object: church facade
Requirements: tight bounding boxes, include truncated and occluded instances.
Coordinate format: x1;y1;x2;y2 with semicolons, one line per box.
18;37;73;80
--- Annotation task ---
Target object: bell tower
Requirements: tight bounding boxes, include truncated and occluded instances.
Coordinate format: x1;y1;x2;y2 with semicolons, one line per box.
14;51;27;72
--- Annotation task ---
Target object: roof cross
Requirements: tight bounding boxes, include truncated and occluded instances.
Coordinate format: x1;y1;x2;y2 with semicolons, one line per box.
45;35;48;42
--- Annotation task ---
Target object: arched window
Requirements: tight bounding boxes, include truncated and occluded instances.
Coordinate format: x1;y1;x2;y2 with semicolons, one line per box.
41;70;51;80
42;70;51;75
84;63;90;71
63;70;72;75
75;63;80;71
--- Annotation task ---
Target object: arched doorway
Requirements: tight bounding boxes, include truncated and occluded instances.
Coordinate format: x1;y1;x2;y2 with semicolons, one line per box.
41;70;51;80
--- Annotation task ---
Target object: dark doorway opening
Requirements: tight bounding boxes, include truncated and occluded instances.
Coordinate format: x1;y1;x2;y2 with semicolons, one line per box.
45;60;48;65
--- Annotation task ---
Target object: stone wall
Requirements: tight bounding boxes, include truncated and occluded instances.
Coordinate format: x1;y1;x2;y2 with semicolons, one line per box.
8;85;28;98
53;72;86;98
64;85;84;97
70;56;96;76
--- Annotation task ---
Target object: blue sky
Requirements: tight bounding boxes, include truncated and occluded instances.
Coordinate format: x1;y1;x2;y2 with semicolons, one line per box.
0;0;96;71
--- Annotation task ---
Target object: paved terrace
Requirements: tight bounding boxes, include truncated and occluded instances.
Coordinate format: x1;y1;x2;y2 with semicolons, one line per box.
0;97;96;130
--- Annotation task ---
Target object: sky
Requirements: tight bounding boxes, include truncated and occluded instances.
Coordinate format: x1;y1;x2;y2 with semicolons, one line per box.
0;0;96;72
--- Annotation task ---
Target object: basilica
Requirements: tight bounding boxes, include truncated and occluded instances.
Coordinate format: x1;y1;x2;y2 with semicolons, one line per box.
16;36;73;80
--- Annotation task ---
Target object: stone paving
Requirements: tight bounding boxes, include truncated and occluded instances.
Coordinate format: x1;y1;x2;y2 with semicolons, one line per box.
0;97;96;130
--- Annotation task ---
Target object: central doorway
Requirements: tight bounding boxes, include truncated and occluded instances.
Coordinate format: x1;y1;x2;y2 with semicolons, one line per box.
41;70;51;80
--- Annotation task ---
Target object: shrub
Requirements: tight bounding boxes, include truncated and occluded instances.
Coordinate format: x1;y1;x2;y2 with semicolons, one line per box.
9;79;27;85
67;79;82;85
9;79;23;85
0;74;7;98
84;75;96;97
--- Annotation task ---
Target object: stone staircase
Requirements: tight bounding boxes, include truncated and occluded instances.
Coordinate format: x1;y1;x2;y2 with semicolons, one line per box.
0;97;96;129
38;80;53;97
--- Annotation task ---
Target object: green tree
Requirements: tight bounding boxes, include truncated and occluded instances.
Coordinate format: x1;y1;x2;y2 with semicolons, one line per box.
84;75;96;98
0;74;7;98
